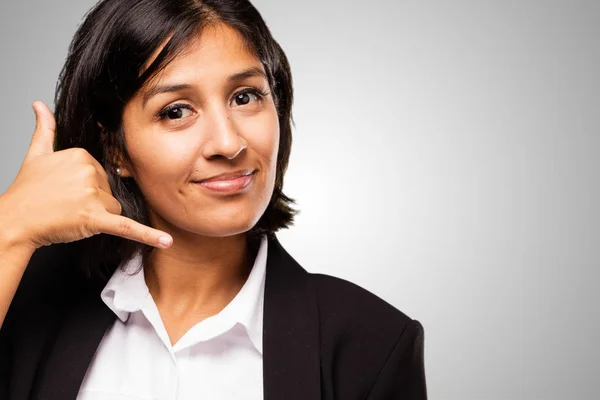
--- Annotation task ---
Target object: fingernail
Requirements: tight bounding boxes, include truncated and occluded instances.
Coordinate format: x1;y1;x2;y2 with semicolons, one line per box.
158;235;172;248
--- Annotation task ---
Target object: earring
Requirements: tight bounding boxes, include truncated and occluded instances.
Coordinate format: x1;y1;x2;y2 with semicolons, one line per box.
115;167;121;176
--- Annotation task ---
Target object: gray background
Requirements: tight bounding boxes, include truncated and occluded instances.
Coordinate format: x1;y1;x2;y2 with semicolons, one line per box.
1;0;599;398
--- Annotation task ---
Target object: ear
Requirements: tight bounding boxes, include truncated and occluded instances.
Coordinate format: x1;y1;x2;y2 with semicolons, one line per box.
112;152;133;178
97;121;134;178
116;161;134;178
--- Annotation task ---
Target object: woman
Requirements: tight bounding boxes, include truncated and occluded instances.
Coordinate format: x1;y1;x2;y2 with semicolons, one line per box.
0;0;427;398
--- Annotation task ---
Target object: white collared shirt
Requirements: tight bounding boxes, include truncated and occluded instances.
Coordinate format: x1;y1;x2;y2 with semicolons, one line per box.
77;235;268;400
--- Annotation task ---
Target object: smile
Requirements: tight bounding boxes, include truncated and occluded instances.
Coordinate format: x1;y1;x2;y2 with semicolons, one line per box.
194;171;255;194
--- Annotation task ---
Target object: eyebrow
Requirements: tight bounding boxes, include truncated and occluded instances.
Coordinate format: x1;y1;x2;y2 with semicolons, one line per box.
142;67;268;107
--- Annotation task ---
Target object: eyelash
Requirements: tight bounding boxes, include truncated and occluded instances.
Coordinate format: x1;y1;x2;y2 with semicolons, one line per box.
155;87;271;121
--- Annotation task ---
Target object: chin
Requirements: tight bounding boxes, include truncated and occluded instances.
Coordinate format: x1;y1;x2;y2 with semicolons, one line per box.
149;195;269;238
170;210;264;238
196;222;257;238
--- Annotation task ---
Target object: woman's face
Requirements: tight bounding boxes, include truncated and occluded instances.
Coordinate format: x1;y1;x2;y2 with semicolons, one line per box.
119;23;279;238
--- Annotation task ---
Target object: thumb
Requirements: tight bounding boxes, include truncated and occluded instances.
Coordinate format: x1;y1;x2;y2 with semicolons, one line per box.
26;101;57;161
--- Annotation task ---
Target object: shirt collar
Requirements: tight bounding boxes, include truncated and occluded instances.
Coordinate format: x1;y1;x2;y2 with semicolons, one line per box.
100;235;268;355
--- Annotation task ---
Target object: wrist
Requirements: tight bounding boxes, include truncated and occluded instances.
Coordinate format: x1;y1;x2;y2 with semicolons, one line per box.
0;194;37;254
0;225;37;257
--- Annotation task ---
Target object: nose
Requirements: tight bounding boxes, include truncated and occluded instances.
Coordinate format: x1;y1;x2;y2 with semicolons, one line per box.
201;104;247;160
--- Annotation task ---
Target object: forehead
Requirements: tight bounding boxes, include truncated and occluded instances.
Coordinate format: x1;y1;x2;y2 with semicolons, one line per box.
143;23;263;88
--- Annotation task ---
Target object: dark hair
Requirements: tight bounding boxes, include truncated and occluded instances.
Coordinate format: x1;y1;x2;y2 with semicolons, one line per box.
53;0;298;282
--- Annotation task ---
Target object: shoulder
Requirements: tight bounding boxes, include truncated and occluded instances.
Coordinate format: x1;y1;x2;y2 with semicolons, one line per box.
308;272;419;337
307;272;426;398
4;243;91;330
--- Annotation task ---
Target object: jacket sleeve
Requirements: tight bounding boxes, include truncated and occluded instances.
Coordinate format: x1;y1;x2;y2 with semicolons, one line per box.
366;319;427;400
0;296;14;399
0;243;70;399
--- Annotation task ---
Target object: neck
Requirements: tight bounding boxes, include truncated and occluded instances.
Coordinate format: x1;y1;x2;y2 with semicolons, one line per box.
143;230;259;318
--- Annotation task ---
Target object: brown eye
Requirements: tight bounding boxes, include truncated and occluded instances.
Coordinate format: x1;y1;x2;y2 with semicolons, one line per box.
234;92;259;106
232;87;267;107
158;104;194;120
167;108;184;119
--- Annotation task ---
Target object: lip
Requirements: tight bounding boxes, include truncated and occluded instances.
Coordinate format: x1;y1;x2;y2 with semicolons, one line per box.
194;169;256;194
197;169;256;183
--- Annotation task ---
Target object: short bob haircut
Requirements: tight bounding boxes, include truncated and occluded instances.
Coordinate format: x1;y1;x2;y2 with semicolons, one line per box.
54;0;298;282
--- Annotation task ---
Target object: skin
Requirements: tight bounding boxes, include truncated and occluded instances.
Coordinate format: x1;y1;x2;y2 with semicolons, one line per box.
116;22;280;345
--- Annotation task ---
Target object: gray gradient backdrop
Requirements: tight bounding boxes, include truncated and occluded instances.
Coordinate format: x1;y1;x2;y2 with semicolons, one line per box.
1;1;599;399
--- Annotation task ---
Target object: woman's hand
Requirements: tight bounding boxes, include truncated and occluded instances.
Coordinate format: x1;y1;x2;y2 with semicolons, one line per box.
0;101;173;251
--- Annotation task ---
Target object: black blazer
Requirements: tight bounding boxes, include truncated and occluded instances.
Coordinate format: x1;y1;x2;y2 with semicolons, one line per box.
0;235;427;400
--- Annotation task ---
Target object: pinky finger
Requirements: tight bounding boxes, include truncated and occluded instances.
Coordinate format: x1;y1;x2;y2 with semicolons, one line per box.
92;212;173;249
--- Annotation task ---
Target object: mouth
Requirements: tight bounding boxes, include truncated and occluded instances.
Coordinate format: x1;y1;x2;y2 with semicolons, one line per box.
193;169;256;194
197;168;255;183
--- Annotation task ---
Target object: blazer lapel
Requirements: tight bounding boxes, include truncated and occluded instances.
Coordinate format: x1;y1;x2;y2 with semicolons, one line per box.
32;292;116;400
263;236;321;400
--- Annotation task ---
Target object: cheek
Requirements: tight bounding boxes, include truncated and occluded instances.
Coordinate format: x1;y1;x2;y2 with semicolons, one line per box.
125;126;198;184
241;108;280;169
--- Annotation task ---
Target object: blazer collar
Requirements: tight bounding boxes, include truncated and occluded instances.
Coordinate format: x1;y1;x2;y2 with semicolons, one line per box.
32;235;321;400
